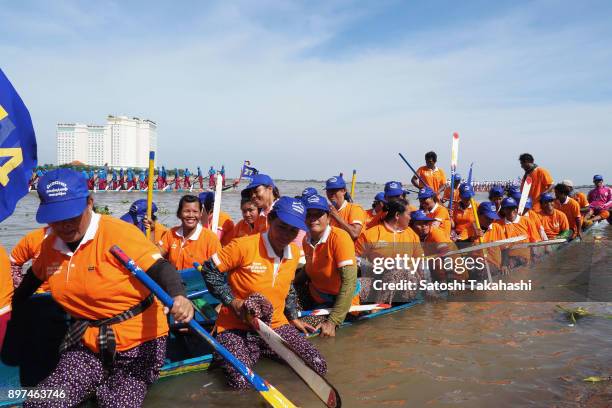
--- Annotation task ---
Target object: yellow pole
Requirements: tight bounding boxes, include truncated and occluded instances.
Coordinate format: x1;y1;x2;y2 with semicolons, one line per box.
350;169;357;198
145;151;155;240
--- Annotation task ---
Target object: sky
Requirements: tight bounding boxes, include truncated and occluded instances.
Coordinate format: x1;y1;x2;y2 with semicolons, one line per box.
1;0;611;184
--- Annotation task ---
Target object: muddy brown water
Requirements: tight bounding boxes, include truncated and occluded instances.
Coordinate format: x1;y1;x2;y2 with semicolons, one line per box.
1;182;610;408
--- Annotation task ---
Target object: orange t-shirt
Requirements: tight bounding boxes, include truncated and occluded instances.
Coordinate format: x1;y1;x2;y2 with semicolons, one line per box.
206;211;235;246
522;167;553;212
425;203;452;238
442;188;460;208
302;226;356;295
152;222;169;244
32;214;168;353
481;223;508;268
365;208;379;226
574;192;589;209
211;233;300;332
452;201;478;240
160;223;221;270
523;210;545;240
224;219;256;243
355;222;423;258
497;215;540;262
331;201;366;236
416;166;447;193
10;227;51;291
0;245;12;315
537;209;570;238
554;197;581;237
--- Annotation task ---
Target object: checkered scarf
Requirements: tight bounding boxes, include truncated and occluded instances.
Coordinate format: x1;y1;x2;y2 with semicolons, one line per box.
60;294;154;368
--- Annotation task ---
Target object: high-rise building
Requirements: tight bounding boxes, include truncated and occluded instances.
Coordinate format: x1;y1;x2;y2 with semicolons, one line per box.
56;115;157;168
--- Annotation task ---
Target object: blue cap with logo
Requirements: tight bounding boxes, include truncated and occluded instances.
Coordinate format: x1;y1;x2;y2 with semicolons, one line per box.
271;196;307;230
453;173;462;181
417;187;435;200
478;201;500;220
384;181;404;198
410;210;435;222
539;192;555;202
459;183;474;199
301;187;318;198
120;199;158;231
374;192;386;203
303;194;330;213
245;174;275;190
593;174;603;182
325;176;346;190
524;197;533;210
489;186;504;197
501;197;519;208
36;169;90;223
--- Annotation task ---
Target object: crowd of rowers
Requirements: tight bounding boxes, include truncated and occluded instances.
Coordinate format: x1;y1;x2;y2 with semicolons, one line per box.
30;165;232;192
0;151;610;407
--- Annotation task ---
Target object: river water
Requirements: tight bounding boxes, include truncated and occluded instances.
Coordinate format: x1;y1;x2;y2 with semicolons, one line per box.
1;181;610;408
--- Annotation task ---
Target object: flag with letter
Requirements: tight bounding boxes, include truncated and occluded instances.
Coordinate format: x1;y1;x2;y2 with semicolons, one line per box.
0;69;37;223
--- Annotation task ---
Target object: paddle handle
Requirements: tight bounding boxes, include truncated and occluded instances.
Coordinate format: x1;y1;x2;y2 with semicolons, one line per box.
350;170;357;198
109;246;278;396
398;153;430;189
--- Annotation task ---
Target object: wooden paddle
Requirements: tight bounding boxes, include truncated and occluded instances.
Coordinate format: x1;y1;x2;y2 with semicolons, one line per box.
110;246;297;408
145;151;155;240
248;316;341;408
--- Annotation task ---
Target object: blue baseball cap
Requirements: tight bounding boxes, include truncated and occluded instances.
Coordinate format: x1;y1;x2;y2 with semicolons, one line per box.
303;194;330;213
410;210;435;222
453;173;462;181
593;174;603;182
325;176;346;190
120;199;158;231
198;191;215;206
384;181;404;198
540;192;555;202
271;196;307;230
459;183;474;199
245;174;275;190
524;197;533;210
417;187;435;200
507;185;521;198
489;186;504;197
301;187;318;198
374;192;386;203
36;169;90;223
478;202;500;220
501;197;518;208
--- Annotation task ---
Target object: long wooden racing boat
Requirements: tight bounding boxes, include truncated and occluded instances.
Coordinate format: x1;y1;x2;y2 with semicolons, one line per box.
1;221;607;407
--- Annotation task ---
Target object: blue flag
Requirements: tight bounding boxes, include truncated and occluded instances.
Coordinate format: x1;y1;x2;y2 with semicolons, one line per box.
240;161;258;179
0;69;37;223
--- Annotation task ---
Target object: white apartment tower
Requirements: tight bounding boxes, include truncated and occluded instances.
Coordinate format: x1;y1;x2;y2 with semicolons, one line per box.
56;115;157;169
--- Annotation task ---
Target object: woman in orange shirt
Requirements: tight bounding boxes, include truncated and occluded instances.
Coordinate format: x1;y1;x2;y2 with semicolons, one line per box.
159;195;221;270
200;197;326;389
299;194;358;337
452;183;479;243
224;193;259;243
538;193;571;239
244;174;280;233
365;192;386;226
12;169;193;407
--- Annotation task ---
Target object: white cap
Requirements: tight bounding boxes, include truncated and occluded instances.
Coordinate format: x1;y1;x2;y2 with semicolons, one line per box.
561;179;574;188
